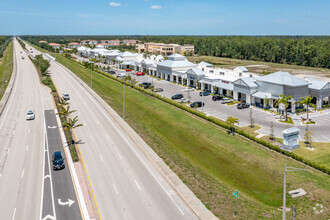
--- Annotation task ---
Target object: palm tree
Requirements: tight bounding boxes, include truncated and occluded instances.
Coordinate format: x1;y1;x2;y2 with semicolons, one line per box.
63;116;83;145
57;97;69;109
57;105;76;120
274;94;292;121
295;96;315;122
226;116;239;134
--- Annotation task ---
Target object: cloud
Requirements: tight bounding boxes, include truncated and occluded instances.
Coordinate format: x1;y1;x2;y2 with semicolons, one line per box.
109;2;121;7
150;5;162;9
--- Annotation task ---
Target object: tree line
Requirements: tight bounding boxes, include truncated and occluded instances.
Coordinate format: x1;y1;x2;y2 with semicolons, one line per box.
21;35;330;68
0;36;12;58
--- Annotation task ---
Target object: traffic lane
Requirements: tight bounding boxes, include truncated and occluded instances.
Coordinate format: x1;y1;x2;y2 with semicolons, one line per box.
44;109;82;220
49;63;197;219
0;39;43;220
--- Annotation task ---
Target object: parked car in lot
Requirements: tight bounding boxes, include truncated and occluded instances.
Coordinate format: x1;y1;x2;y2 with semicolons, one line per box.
199;91;210;96
136;72;145;76
190;101;205;108
26;110;35;120
212;94;223;101
184;87;194;92
109;71;116;75
153;88;163;92
177;98;190;103
140;82;152;89
237;103;250;109
221;98;232;104
52;151;65;170
171;94;183;100
117;73;126;77
62;93;70;100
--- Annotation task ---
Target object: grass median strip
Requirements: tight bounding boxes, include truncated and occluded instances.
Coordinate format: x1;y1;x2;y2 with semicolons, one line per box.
0;41;13;100
49;53;330;219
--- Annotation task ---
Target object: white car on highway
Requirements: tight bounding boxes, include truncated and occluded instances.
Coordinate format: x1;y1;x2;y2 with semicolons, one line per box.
26;110;35;120
63;93;70;100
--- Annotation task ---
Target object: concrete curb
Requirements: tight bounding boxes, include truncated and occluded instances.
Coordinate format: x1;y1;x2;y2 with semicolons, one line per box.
0;42;16;116
55;61;218;220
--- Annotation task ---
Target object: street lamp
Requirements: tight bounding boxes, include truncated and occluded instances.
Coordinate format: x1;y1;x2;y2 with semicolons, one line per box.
2;61;13;96
89;61;94;89
282;164;312;220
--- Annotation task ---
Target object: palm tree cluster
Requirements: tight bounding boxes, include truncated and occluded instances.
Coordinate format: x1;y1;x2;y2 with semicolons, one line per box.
56;97;83;145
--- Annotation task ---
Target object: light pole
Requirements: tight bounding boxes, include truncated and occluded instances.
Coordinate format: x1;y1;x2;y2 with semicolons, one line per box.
282;164;311;220
2;61;13;96
89;61;94;89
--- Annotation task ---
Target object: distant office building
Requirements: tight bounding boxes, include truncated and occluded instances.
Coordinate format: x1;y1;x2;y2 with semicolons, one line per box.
136;42;194;56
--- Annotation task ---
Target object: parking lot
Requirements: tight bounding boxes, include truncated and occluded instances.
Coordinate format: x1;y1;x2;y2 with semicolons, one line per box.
121;70;330;143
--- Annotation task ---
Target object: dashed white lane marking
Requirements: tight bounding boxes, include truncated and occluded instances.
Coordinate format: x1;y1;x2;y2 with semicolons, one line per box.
113;184;118;195
28;128;30;134
99;155;103;162
7;148;10;154
117;153;122;159
90;136;93;141
12;130;15;135
12;208;16;220
26;145;29;151
135;180;141;191
21;170;24;178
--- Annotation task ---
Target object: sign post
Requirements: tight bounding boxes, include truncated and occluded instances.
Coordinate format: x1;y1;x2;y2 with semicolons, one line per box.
233;190;239;216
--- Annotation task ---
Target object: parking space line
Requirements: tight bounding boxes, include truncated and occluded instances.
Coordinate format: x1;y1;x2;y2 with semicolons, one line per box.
117;152;122;159
21;170;24;178
321;135;330;141
99;155;103;162
12;208;16;220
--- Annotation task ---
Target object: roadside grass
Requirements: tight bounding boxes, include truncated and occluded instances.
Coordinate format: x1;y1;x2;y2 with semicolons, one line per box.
186;55;330;77
0;42;13;100
240;125;262;136
279;117;294;124
294;142;330;170
52;53;330;219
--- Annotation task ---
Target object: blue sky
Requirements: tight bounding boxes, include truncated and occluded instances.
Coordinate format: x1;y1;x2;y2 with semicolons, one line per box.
0;0;329;35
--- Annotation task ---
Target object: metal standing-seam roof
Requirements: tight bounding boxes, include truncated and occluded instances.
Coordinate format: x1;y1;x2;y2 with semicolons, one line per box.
234;77;258;88
256;71;310;86
304;77;330;90
157;59;197;68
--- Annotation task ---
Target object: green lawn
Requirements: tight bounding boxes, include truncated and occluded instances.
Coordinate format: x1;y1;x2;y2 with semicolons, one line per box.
30;43;330;219
0;42;13;100
295;142;330;170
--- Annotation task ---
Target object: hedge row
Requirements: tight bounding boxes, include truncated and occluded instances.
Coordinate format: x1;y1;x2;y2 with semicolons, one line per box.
61;54;330;175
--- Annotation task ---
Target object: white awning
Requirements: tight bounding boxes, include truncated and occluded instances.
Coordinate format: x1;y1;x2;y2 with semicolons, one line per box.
252;91;278;99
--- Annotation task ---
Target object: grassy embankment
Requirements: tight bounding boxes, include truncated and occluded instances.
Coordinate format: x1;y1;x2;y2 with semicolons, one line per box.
187;55;330;78
48;52;330;219
0;42;13;100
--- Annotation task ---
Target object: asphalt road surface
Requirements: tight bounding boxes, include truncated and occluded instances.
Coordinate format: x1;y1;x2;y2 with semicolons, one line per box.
0;39;48;219
28;46;198;219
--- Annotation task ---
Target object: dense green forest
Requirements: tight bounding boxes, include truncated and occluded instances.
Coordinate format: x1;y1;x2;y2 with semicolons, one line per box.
0;36;12;58
21;35;330;68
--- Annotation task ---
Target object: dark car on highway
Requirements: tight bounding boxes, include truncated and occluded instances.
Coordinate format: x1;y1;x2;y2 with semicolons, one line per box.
237;103;250;109
190;101;205;108
52;151;65;170
199;91;210;96
212;94;223;101
171;94;183;100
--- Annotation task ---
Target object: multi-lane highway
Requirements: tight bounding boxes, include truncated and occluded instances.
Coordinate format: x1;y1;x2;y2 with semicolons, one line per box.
0;39;81;220
27;46;200;219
